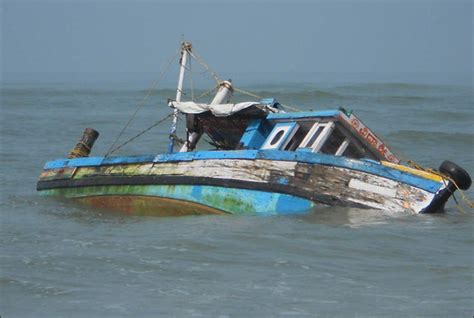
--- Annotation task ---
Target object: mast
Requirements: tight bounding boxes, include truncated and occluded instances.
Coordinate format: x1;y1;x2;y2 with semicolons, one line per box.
168;41;192;153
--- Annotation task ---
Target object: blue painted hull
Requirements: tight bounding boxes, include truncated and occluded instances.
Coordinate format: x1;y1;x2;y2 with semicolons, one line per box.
40;184;316;216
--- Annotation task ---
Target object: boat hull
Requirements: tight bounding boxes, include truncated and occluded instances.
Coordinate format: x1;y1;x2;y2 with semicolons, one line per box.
39;184;316;216
37;150;449;215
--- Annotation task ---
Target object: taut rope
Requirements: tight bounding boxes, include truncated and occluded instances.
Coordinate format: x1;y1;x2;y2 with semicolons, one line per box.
105;49;180;157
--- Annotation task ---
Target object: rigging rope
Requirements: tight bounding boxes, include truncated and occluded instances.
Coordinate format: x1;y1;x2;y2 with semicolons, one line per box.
186;49;302;111
188;49;221;85
233;87;262;99
233;87;302;112
194;85;218;101
106;113;174;156
104;49;180;157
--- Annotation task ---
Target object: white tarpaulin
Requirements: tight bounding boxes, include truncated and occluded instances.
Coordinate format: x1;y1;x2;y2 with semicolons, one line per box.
170;101;260;117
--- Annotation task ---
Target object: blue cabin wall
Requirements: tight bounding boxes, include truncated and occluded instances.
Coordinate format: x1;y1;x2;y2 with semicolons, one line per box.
239;110;341;150
239;119;274;150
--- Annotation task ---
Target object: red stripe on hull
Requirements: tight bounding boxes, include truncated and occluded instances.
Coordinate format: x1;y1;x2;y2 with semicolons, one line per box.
76;195;229;216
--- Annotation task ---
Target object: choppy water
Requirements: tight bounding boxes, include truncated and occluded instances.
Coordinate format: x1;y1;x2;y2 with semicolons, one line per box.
1;77;473;317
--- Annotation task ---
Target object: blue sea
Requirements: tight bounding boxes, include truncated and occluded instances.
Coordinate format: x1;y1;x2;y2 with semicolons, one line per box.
1;72;473;317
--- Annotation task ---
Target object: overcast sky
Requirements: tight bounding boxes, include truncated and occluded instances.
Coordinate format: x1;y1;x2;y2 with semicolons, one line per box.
1;0;472;83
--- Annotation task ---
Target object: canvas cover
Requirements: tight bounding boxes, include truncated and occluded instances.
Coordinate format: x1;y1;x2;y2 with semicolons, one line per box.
170;101;260;117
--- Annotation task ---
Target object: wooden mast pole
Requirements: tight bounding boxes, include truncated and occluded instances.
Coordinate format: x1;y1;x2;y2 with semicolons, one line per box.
168;41;192;153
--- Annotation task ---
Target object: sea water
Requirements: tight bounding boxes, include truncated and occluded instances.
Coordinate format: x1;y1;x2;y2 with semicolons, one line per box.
1;74;473;317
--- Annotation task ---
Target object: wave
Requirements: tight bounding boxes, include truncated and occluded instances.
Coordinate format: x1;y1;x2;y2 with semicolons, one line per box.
388;130;474;145
1;87;138;97
0;87;439;106
420;110;474;122
335;82;465;91
238;88;345;100
2;83;470;108
374;95;433;104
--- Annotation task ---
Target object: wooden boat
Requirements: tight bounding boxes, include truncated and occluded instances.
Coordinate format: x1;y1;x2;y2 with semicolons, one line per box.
37;42;472;215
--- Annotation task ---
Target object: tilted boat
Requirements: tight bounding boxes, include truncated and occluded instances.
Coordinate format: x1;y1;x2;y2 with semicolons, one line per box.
37;42;472;215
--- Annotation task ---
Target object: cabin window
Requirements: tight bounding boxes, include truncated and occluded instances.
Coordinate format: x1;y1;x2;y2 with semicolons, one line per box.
335;139;350;156
270;130;285;146
298;122;335;152
261;122;299;150
316;124;376;160
319;126;347;155
283;127;308;151
342;141;374;159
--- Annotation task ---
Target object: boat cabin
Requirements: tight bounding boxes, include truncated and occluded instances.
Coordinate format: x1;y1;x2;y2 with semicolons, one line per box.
240;111;378;161
173;99;400;164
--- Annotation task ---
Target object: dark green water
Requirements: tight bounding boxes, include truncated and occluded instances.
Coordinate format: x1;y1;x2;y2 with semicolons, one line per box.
1;78;473;317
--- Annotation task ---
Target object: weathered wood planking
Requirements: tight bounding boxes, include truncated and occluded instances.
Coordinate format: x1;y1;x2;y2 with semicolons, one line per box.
39;158;440;213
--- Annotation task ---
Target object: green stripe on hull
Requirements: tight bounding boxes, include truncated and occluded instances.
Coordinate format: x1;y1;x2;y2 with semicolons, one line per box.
39;184;316;216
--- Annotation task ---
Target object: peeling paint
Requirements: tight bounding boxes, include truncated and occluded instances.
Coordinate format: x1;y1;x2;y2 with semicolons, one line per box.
38;151;445;214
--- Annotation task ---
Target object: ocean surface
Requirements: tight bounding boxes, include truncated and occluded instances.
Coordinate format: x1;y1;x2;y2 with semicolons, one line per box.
1;74;473;317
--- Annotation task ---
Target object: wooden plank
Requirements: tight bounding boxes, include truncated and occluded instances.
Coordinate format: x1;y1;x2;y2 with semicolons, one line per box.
39;167;77;181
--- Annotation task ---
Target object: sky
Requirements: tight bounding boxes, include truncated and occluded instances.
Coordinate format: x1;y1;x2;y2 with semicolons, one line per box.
1;0;472;84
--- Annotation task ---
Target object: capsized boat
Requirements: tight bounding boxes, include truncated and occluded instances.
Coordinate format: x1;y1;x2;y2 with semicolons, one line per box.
37;42;472;215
